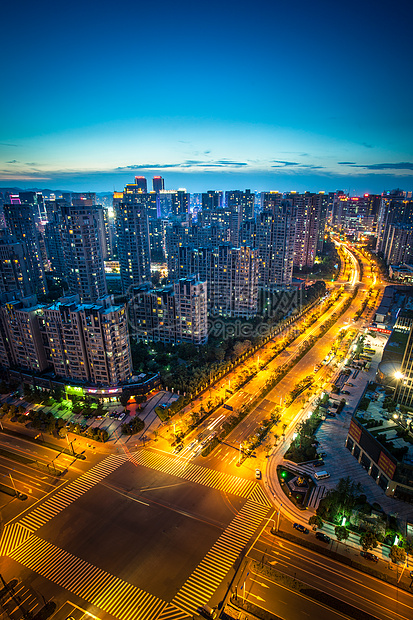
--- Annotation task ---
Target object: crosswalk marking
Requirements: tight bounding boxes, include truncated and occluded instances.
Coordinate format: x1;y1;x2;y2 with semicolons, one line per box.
130;450;257;499
0;523;32;557
308;484;327;509
155;603;190;620
5;447;274;620
18;454;128;533
248;484;272;507
172;499;271;615
9;535;167;620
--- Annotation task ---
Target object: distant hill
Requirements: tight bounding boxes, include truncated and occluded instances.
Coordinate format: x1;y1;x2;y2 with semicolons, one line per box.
0;187;114;198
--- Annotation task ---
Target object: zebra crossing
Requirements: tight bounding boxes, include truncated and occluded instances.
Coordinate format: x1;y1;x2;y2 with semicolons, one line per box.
3;448;274;620
8;535;167;620
130;449;258;499
307;484;327;509
0;523;32;557
155;603;191;620
18;453;128;533
172;498;271;615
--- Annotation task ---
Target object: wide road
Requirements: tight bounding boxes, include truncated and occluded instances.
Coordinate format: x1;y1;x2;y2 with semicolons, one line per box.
0;446;270;620
0;427;103;522
242;524;413;620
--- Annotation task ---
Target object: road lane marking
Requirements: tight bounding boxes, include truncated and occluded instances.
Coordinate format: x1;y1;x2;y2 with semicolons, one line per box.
129;449;258;499
172;499;271;615
8;535;167;620
12;454;129;534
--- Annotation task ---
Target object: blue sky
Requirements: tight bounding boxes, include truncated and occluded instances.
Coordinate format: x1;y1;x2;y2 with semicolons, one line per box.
1;0;413;194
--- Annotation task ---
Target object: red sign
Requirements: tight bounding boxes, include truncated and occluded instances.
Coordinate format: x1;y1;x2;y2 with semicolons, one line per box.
349;419;362;443
378;451;396;480
369;326;392;334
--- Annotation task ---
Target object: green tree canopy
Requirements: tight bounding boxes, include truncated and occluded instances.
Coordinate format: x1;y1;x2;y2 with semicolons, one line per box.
389;545;406;564
335;526;349;542
360;530;378;551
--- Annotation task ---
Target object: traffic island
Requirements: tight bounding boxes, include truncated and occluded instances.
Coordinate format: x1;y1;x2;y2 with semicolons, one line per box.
277;465;314;509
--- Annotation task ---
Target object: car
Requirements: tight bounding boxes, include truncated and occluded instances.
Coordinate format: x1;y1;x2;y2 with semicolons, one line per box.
159;403;168;409
327;412;336;417
313;460;325;467
173;444;183;454
361;551;379;563
315;532;331;543
293;523;309;534
345;383;354;387
342;390;350;395
117;412;126;420
255;469;262;480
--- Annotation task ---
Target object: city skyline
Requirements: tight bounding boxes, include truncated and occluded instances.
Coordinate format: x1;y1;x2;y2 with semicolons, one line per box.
1;0;413;193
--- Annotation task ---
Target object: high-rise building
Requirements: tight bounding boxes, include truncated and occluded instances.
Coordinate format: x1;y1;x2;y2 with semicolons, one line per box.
0;295;48;372
60;204;107;302
129;276;208;345
134;176;147;192
4;202;47;295
71;192;96;206
202;190;223;211
43;295;132;385
0;230;36;297
115;181;151;293
284;192;323;269
173;245;259;317
152;176;165;193
171;190;190;217
394;311;413;407
0;293;132;386
376;191;413;261
256;201;296;287
383;225;413;265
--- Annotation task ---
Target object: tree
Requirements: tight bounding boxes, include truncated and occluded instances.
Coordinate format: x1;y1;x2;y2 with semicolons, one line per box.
335;526;349;542
360;530;378;551
119;392;130;407
390;545;406;564
309;515;323;529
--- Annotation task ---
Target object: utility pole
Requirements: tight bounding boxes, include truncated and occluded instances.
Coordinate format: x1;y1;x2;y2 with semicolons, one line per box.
9;473;18;497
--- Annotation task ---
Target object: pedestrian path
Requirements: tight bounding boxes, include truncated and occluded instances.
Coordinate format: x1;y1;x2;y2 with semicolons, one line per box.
155;603;191;620
8;535;167;620
18;453;128;533
0;522;32;557
172;499;271;615
307;484;327;509
130;449;258;499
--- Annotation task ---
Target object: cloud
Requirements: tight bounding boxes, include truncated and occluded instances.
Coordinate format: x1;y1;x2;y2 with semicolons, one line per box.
0;142;19;147
272;160;300;167
339;161;413;171
362;142;373;148
117;159;249;171
6;160;19;164
272;160;324;170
